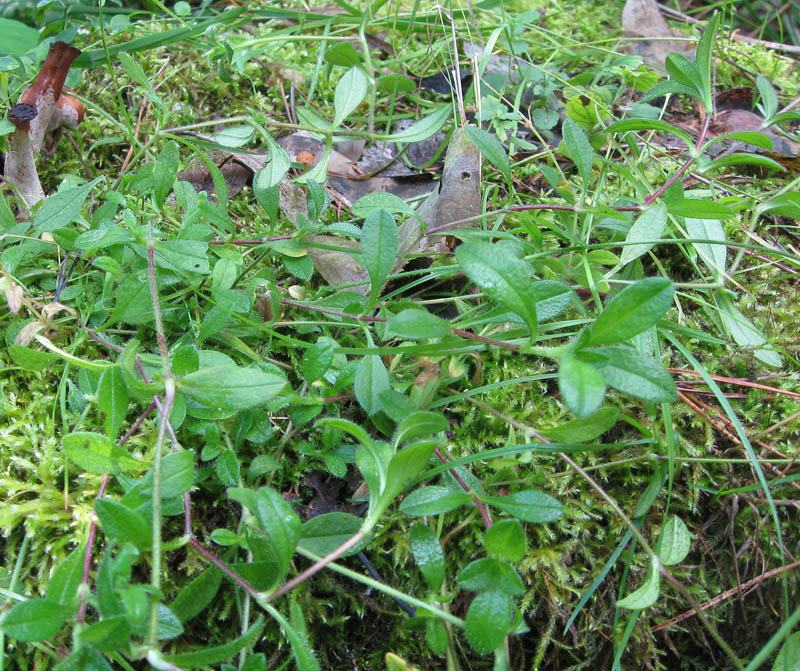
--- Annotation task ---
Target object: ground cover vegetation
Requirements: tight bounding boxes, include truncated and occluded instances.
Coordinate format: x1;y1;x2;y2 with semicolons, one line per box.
0;0;798;669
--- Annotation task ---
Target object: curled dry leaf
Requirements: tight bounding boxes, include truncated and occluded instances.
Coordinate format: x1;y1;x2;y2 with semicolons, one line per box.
14;320;47;347
621;0;694;70
5;283;23;315
300;126;482;294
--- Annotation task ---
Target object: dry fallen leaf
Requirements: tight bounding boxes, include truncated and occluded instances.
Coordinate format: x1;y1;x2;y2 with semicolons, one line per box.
621;0;694;71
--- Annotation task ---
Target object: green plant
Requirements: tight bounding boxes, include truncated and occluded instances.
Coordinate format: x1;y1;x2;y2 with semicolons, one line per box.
0;4;798;671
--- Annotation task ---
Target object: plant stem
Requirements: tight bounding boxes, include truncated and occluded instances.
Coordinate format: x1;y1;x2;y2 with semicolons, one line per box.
293;546;465;629
264;528;367;602
146;233;176;649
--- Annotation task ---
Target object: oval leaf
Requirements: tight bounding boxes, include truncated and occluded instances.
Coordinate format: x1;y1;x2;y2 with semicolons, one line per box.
617;555;661;609
558;355;606;418
333;66;368;128
456;242;538;341
658;515;691;565
64;432;141;475
619;203;667;266
589;277;674;346
464;125;511;186
399;486;472;516
0;599;68;642
465;590;511;654
593;344;677;403
410;523;446;592
179;365;285;412
480;489;563;523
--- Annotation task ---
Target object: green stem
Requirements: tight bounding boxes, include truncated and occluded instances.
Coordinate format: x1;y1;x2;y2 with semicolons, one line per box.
0;534;31;671
292;546;465;629
146;232;176;648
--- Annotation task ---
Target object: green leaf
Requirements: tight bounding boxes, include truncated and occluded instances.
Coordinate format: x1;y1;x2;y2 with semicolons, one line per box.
665;52;700;90
382;440;437;508
242;654;268;671
298;512;363;557
385;308;451;340
211;256;238;293
464;125;511;187
704;130;773;151
332;66;368;128
254;136;291;191
214;124;255;148
164;617;265;667
153;239;210;275
426;618;448;656
480;489;563;523
771;631;800;671
592;344;677;402
695;13;720;113
456;242;538;341
605;119;693;148
109;276;153;325
228;487;301;589
379;105;450;143
157;450;195;498
685;217;726;279
756;75;779;119
97;366;129;439
667;199;733;219
215;449;240;486
399;486;472;516
361;208;398;300
619;203;667;266
78;615;130;652
64;432;141;475
617;555;661;609
96;550;124;618
33;178;103;233
119;51;154;92
393;411;448;447
302;341;335;382
351;192;417;219
464;589;512;654
702;152;786;173
376;74;416;93
8;344;60;371
0;18;39;55
658;515;691;565
758;192;800;219
484;519;526;563
0;598;68;641
95;498;151;550
717;291;782;367
589;278;674;346
53;647;113;671
154;140;179;208
458;558;524;595
179;365;285;412
538;407;618;443
171;566;223;623
354;354;390;416
264;603;320;671
558;355;606;418
562;118;594;184
639;80;700;105
46;544;86;607
410;523;445;592
172;345;199;376
129;602;182;639
325;42;362;67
